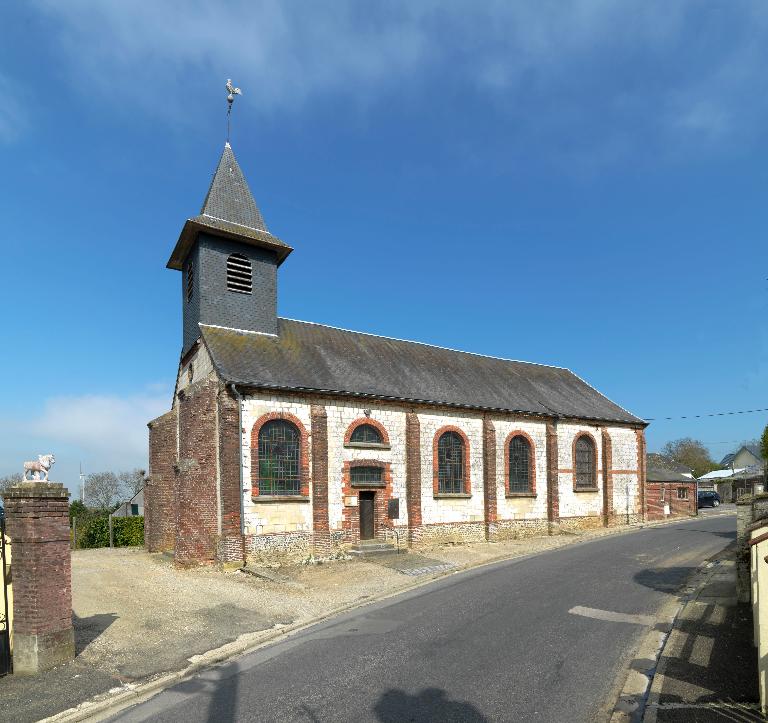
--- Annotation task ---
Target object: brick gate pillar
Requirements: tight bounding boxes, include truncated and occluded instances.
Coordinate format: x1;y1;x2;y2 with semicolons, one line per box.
4;481;75;674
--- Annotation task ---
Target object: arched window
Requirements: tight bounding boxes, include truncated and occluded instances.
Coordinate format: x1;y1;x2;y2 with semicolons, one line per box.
438;431;465;494
227;252;252;294
258;420;300;495
509;435;532;494
349;423;383;445
575;435;596;490
186;259;194;302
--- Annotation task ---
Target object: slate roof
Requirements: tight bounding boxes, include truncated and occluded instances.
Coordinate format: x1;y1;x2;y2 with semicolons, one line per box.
720;445;764;467
646;454;693;475
167;143;293;270
646;465;694;483
200;320;646;425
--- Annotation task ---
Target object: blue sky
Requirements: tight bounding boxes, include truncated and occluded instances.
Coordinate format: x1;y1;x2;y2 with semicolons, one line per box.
1;1;767;489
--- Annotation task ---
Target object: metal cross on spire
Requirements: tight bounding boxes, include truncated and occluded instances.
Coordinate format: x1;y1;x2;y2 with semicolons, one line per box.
225;78;242;144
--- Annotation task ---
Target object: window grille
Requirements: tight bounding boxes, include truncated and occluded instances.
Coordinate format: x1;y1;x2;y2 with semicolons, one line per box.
227;253;252;294
509;435;532;493
258;420;301;495
350;466;383;486
438;431;465;494
574;435;596;489
186;260;194;302
677;487;688;500
350;424;383;445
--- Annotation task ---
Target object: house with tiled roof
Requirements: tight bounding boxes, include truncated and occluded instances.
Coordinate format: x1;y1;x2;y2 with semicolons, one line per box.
145;143;649;567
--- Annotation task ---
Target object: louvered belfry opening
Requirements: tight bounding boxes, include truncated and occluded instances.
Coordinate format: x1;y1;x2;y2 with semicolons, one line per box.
186;260;194;302
226;252;253;294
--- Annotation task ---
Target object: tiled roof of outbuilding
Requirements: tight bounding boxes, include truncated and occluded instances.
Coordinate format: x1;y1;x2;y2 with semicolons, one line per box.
200;320;646;425
646;464;694;483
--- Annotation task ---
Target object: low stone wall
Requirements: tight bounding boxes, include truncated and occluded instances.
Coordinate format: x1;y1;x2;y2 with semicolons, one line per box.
490;519;549;541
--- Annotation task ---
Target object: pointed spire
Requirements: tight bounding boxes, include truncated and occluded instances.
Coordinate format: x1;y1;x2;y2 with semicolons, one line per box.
200;143;267;232
167;143;293;271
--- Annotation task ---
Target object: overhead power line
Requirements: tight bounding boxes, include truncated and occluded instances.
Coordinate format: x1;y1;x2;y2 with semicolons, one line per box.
645;407;768;422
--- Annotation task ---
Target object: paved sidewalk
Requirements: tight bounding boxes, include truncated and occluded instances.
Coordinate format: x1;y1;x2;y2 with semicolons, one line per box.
645;546;761;722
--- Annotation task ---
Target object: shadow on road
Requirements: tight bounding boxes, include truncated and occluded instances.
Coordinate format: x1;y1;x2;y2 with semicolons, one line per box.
373;687;487;722
205;661;239;723
634;567;699;594
73;612;118;655
669;528;736;540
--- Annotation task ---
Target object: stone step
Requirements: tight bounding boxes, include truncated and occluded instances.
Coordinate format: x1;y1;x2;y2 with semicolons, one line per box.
348;542;406;557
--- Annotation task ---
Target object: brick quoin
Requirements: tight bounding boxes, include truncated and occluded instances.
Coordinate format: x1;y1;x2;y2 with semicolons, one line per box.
343;417;391;445
405;413;423;544
146;408;178;553
250;412;310;497
175;379;219;566
340;460;396;544
636;428;647;521
432;425;472;497
5;483;75;673
601;428;613;527
310;405;331;554
546;421;560;528
217;384;244;564
503;430;537;496
482;417;497;539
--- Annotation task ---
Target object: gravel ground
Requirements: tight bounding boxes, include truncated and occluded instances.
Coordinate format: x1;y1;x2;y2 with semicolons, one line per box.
0;512;733;722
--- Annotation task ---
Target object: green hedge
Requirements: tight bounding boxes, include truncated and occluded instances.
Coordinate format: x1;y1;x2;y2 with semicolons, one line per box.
74;515;144;549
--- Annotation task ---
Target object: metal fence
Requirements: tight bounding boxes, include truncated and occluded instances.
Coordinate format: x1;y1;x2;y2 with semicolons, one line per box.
0;517;12;676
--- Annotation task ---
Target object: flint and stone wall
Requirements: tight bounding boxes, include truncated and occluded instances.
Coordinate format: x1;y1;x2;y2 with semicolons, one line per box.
147;372;646;565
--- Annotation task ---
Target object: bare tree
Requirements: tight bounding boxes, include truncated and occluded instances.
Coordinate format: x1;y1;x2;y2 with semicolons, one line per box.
84;471;123;510
660;438;718;478
118;468;146;498
0;472;23;498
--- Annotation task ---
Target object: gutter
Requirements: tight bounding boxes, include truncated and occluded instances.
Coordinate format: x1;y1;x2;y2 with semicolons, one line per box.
228;383;246;537
226;380;644;429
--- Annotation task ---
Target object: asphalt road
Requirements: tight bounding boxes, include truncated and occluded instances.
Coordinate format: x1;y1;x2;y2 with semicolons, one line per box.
110;514;735;723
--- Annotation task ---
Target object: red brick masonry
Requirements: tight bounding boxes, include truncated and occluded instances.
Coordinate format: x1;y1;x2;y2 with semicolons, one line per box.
4;482;75;674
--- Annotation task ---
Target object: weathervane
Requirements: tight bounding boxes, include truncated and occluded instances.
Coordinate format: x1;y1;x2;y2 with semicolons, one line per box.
225;78;242;144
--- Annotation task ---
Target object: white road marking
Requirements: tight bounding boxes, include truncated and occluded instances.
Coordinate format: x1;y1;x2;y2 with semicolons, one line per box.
568;605;656;626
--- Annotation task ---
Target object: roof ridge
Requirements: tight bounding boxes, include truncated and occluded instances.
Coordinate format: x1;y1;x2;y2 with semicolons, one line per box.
278;317;568;371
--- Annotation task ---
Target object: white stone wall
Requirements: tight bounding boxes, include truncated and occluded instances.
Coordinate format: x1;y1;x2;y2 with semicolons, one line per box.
237;391;643;537
608;427;640;516
418;411;485;525
326;403;408;530
493;418;549;521
241;394;313;536
176;344;215;393
557;422;604;519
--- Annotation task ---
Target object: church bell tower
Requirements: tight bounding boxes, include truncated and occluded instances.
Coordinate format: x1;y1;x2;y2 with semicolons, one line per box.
166;143;293;354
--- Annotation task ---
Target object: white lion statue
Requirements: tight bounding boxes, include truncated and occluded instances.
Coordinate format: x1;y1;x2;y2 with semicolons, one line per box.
23;454;55;482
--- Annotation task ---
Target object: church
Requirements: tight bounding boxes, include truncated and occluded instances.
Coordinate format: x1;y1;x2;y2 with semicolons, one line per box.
145;142;648;567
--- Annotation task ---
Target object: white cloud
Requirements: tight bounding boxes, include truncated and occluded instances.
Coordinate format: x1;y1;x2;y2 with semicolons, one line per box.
28;1;768;160
0;392;170;489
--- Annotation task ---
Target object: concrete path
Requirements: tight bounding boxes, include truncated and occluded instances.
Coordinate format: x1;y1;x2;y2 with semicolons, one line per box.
108;515;735;723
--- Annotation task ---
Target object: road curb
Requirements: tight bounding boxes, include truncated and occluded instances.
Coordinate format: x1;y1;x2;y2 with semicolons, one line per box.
608;552;730;722
40;513;735;723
